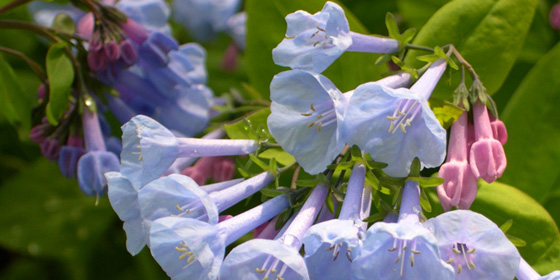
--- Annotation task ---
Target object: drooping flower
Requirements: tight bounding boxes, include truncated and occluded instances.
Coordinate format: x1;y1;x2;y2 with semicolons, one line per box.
302;163;370;280
424;210;521;280
352;181;454;280
437;111;478;211
219;183;330;280
469;101;507;183
120;115;258;188
272;1;399;73
149;194;290;279
268;70;412;175
341;59;448;177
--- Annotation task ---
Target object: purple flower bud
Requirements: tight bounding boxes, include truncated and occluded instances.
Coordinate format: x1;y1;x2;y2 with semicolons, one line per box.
41;138;61;160
30;124;47;144
120;18;149;45
119;39;138;66
88;49;109;71
58;146;85;178
550;4;560;30
104;41;121;62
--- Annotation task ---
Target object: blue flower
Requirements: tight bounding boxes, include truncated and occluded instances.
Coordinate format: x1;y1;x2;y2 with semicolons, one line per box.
120;115;258;188
116;0;171;35
424;210;521;280
268;70;346;174
272;1;399;73
150;194;290;279
341;60;448;177
77;151;120;196
225;12;247;50
58;146;85;178
351;181;454;279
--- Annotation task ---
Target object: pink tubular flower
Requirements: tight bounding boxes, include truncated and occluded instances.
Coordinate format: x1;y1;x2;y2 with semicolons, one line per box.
182;157;215;185
489;114;508;145
469;102;507;183
212;156;235;182
437;111;478;211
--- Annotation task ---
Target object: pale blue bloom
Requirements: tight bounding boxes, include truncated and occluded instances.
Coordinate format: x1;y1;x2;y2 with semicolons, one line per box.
424;210;521;280
77;151;120;196
172;0;241;42
226;12;247;50
541;272;560;280
149;194;290;279
268;70;346;174
352;181;454;280
273;1;399;73
116;0;171;34
341;60;448;177
302;164;368;280
58;146;85;178
120;115;258;188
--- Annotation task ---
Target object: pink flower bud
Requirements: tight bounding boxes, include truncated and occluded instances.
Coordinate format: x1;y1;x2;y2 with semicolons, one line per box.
87;49;109;71
41;138;61;160
119;39;138;66
66;135;84;148
222;43;238;72
37;84;46;100
550;4;560;30
181;157;215;185
437;112;478;211
212;156;235;182
120;19;148;45
30;124;47;144
489;115;508;145
77;13;94;40
469;102;507;183
103;41;121;62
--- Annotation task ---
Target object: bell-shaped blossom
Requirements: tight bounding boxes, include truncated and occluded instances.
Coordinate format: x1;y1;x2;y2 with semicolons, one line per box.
342;59;448;177
469;102;507;183
149;194;290;280
268;70;411;175
77;109;120;196
302;163;370;280
120;115;258;188
352;181;454;280
58;146;85;178
517;258;560;280
116;0;171;34
139;172;272;226
220;183;330;280
437;111;478;211
272;1;399;73
424;210;521;280
226;12;247;50
489;114;508;146
171;0;241;42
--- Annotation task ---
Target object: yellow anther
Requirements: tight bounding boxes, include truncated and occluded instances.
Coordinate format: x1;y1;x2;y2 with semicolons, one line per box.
405;119;412;126
179;251;192;260
386;116;399;121
410;255;414;267
277;276;284;280
467;248;476;254
457;264;462;274
313;41;320;47
187;254;196;264
317;123;322;132
316;114;323;118
285;36;295;39
256;268;266;273
307;122;316;128
397;110;405;116
136;145;141;150
262;276;269;280
388;122;395;133
399;123;407;133
469;261;476;270
270;269;277;273
301;113;312;116
176;204;184;212
310;103;316;111
175;247;188;252
394;254;402;264
388;247;398;252
138;155;143;161
452;248;461;254
446;258;455;264
317;26;326;32
411;249;421;254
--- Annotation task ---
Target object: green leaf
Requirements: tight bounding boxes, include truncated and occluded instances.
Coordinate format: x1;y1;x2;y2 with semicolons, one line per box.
385;13;400;39
46;42;74;125
419;188;432;213
224;107;271;140
0;58;31;138
470;181;560;274
428;97;464;129
499;43;560;202
500;219;513;233
245;0;388;99
404;0;538;99
397;0;450;29
407;176;444;188
0;159;114;260
51;13;75;34
258;148;295;167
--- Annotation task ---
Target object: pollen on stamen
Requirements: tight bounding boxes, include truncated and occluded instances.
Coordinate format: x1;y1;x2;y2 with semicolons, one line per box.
468;248;476;254
317;26;326;32
256;268;267;273
317;123;322;132
285;36;295;39
176;204;184;212
301;113;312;116
446;258;455;264
310;104;316;111
313;41;320;47
399;123;407;133
386;116;399;121
322;42;327;49
307;122;316;128
452;247;461;254
457;264;463;274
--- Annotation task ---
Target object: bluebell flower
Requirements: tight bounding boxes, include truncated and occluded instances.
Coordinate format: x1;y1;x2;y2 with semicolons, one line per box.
302;164;369;280
268;70;346;174
120;115;258;188
352;181;454;280
138;172;271;225
149;194;290;279
220;183;330;280
116;0;171;35
424;210;521;279
27;1;84;27
225;12;247;50
171;0;241;42
268;70;412;175
341;59;448;177
517;257;560;280
58;146;85;179
272;1;399;73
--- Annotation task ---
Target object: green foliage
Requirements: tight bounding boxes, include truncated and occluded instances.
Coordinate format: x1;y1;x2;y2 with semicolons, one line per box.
0;57;31;138
224;107;271;140
500;43;560;202
51;13;75;34
45;42;74;125
405;0;538;99
245;0;387;99
396;0;449;29
471;181;560;275
429;97;464;129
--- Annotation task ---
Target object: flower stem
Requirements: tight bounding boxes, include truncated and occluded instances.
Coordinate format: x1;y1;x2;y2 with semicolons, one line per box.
0;46;47;83
405;44;435;53
0;0;32;15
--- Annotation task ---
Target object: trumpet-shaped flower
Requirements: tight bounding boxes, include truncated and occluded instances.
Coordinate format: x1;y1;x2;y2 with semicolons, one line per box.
302;164;369;280
272;1;399;73
220;183;329;280
424;210;520;280
342;59;448;177
120;115;258;188
469;102;507;183
437;111;478;211
149;194;290;279
352;181;454;280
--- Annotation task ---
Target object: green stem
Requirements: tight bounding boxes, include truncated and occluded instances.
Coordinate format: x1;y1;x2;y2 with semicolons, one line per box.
0;20;59;42
0;46;47;83
405;44;435;53
0;0;32;15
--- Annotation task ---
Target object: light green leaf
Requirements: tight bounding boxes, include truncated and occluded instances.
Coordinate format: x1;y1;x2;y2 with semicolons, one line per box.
404;0;538;99
500;42;560;202
46;42;74;125
258;148;295;167
51;13;76;34
429;97;464;129
224;107;271;140
245;0;387;99
470;181;560;274
0;58;31;138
